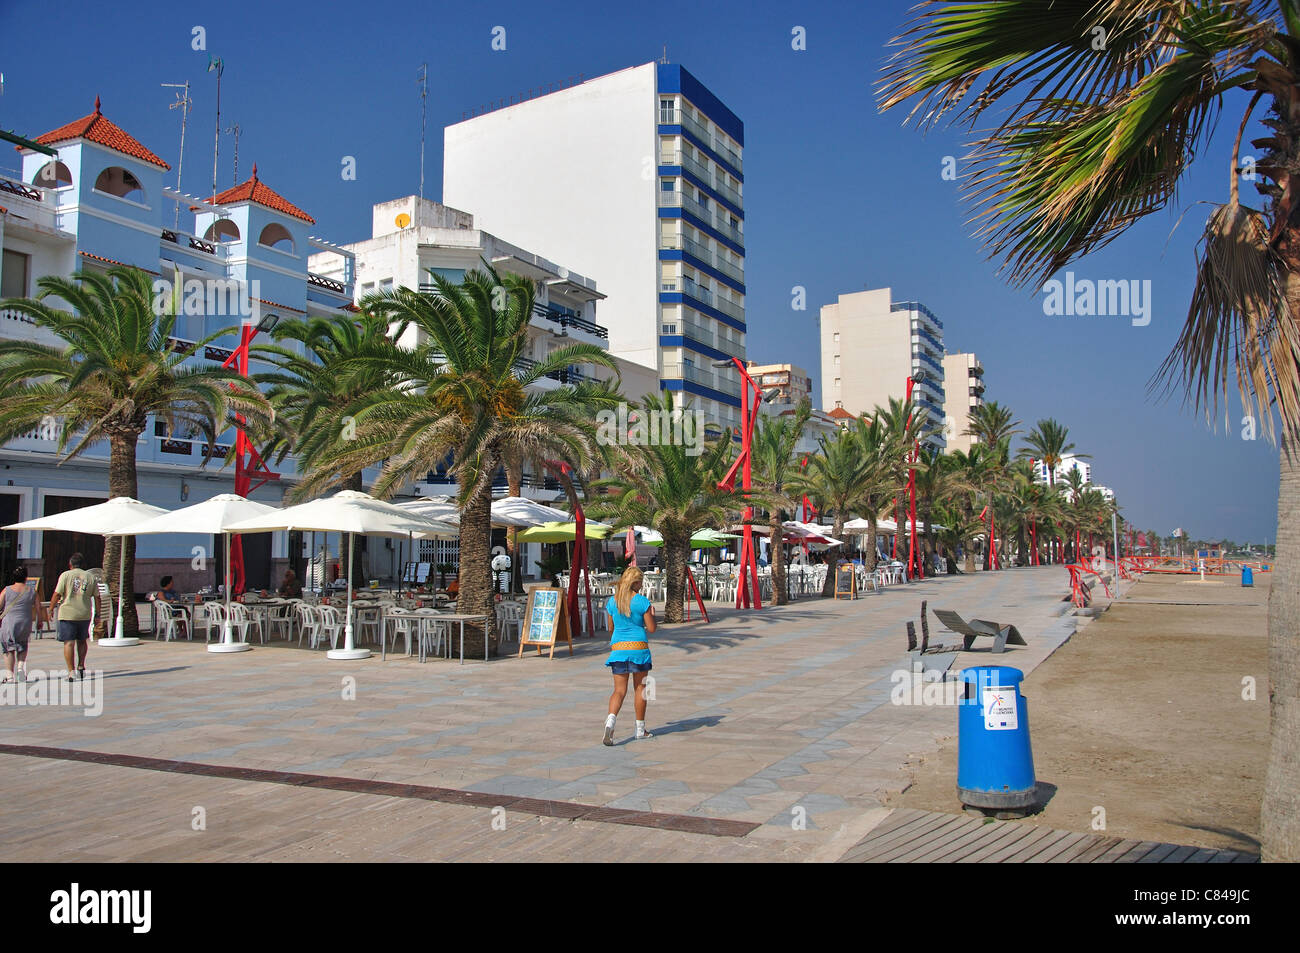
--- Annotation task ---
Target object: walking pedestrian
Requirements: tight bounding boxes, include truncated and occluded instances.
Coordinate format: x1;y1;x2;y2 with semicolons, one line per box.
602;566;656;745
0;567;45;683
48;553;95;681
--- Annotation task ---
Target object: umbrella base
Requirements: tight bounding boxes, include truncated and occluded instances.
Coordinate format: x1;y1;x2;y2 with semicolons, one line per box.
326;648;371;660
98;637;141;647
207;642;253;654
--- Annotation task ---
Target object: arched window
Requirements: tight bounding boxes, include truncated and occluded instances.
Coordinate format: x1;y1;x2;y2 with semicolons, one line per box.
257;223;294;252
93;166;145;201
204;219;241;243
32;161;73;189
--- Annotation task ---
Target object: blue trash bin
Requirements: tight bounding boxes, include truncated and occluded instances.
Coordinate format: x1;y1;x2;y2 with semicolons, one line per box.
1242;566;1254;587
957;666;1037;810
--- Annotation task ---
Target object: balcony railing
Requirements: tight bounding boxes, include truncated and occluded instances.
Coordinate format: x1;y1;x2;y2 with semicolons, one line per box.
531;302;609;340
713;256;743;284
512;355;598;385
712;296;744;323
713;177;742;208
2;307;36;325
161;229;218;256
307;272;347;295
0;177;42;202
663;363;741;398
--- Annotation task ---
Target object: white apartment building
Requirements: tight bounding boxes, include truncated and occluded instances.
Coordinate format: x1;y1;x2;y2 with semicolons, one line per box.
1034;453;1093;486
443;62;746;431
941;352;985;454
819;288;947;448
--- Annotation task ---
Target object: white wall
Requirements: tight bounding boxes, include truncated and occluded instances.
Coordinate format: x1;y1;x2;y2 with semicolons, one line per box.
444;63;660;370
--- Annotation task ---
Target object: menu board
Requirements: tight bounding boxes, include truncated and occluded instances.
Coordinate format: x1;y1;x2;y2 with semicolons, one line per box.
518;587;573;659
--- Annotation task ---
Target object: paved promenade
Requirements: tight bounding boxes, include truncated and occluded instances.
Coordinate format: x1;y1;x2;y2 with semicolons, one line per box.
0;567;1086;861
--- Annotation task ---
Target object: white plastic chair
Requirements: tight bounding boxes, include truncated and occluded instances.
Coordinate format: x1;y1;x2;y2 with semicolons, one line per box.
315;606;343;650
154;601;187;642
227;603;265;644
296;603;321;648
495;601;523;645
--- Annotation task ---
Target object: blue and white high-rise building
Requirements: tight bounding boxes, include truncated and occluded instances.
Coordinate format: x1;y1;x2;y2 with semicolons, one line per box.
444;62;746;430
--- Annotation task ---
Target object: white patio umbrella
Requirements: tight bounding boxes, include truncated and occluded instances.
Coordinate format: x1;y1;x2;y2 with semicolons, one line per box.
116;494;281;654
494;496;569;526
5;496;169;647
225;490;457;660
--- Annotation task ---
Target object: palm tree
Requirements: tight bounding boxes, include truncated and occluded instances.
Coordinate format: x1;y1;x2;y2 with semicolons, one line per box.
590;392;734;623
253;311;406;495
1019;419;1084;488
294;266;620;656
869;396;931;573
966;400;1021;450
0;266;271;635
850;413;908;575
751;400;813;605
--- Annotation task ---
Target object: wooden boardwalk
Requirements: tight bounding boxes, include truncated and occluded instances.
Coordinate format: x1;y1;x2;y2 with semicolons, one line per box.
837;808;1259;863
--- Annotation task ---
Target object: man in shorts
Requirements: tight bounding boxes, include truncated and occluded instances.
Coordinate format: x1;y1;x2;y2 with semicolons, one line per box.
49;553;95;681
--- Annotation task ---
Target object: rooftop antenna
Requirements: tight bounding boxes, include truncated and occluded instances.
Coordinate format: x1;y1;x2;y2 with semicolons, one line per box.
661;44;668;64
225;121;242;184
207;55;224;199
161;81;192;228
417;63;428;203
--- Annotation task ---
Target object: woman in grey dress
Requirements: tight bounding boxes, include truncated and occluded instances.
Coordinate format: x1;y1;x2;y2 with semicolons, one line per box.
1;566;43;683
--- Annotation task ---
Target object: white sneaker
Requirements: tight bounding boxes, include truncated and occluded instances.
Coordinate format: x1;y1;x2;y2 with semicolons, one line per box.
603;723;615;746
635;726;653;740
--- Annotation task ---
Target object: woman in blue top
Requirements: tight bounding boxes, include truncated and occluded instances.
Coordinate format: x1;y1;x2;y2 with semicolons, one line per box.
603;566;656;745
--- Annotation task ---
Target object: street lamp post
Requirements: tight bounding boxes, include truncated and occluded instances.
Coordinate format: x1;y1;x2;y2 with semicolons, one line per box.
905;373;924;581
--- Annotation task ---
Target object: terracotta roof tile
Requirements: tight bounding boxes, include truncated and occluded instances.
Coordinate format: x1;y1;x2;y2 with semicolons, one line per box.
202;164;315;224
828;407;856;419
25;97;170;170
78;251;159;274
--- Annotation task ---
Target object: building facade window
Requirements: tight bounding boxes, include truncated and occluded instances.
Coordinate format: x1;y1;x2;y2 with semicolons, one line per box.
2;249;31;299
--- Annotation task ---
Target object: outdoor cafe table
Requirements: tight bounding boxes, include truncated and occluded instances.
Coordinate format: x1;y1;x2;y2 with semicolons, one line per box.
379;608;489;664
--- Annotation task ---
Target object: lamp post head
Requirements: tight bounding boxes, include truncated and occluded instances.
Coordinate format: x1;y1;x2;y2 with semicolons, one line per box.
257;312;281;333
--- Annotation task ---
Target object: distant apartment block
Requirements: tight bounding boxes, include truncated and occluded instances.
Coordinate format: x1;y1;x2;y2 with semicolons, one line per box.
819;288;946;448
443;62;746;430
747;362;812;404
941;352;985;454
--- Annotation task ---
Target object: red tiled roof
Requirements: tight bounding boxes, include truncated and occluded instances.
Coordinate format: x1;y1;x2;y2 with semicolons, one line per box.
827;407;856;419
202;164;315;224
24;97;171;170
78;251;159;274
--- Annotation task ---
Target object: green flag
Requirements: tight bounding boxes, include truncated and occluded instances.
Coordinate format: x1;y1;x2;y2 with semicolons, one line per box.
207;56;223;77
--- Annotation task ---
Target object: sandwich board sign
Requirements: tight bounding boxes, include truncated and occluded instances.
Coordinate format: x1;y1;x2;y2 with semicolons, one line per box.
835;563;857;599
518;587;573;659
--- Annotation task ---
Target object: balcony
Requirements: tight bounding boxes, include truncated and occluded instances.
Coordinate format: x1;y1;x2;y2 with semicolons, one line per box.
662;362;741;399
664;150;712;184
161;228;218;257
2;307;36;325
512;355;598;386
712;296;744;323
713;256;744;284
0;174;60;231
712;177;742;208
531;302;609;340
714;218;743;245
307;272;347;295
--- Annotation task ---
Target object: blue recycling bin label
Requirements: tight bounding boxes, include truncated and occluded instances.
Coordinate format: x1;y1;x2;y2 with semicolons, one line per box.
983;687;1018;730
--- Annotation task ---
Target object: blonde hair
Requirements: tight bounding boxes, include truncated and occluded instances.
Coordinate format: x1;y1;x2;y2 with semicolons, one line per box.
615;566;643;616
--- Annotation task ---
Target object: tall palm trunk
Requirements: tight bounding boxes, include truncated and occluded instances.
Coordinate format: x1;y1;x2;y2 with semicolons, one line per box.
104;432;141;637
458;480;496;657
867;515;880;572
769;509;788;606
1262;393;1300;861
662;529;689;623
821;515;846;596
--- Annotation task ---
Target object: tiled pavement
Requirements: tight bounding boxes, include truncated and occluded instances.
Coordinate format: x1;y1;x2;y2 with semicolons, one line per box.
0;567;1095;861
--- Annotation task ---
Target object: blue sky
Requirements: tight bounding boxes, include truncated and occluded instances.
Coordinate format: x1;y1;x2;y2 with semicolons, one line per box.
0;0;1281;543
